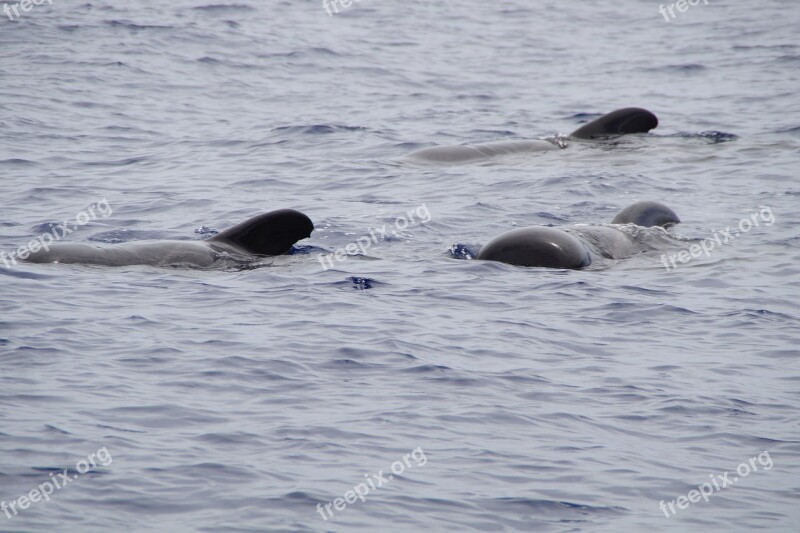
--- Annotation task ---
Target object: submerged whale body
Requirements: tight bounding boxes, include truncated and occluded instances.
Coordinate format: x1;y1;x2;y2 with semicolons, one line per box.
405;107;658;163
406;139;559;164
24;209;314;268
476;201;679;269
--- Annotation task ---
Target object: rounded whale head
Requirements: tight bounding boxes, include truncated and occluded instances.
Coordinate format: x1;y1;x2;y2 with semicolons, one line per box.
209;209;314;256
570;107;658;139
477;227;591;269
611;201;680;228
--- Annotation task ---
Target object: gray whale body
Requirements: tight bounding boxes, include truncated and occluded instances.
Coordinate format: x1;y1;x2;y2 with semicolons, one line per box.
405;139;559;164
24;209;314;268
406;107;658;163
476;201;679;269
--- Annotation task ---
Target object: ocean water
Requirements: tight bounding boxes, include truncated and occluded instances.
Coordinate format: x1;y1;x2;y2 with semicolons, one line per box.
1;0;799;531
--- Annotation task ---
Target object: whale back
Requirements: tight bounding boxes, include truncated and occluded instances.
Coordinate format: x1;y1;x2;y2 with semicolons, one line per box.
209;209;314;256
611;201;680;228
476;227;591;269
570;107;658;139
406;140;558;163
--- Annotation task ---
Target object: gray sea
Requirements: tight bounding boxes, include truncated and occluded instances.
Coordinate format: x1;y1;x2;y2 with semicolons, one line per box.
1;0;799;531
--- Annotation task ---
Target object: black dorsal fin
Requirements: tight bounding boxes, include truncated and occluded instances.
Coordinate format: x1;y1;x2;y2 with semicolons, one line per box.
571;107;658;139
209;209;314;255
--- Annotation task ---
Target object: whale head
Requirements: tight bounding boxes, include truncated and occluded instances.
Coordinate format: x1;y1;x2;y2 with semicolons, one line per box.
570;107;658;139
209;209;314;256
477;227;591;269
611;201;680;228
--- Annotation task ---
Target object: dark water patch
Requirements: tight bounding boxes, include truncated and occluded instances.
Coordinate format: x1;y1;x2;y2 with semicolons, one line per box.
104;20;175;31
668;131;739;143
83;156;150;167
775;125;800;134
101;125;154;136
589;303;699;320
160;462;256;481
30;466;108;478
74;100;117;109
254;50;308;59
0;268;53;280
499;373;554;386
224;259;276;272
288;244;325;255
191;4;256;12
270;124;368;135
732;44;797;51
322;358;373;370
126;315;160;324
569;112;600;122
0;158;38;166
454;93;495;101
400;364;452;374
338;276;378;290
535;211;571;222
102;405;230;426
471;129;517;137
309;47;340;56
767;350;800;359
196;432;265;445
96;424;146;434
43;424;72;435
722;309;798;322
646;63;707;73
480;496;627;518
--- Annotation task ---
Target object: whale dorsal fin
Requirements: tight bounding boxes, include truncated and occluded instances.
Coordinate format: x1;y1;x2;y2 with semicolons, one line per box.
570;108;658;139
209;209;313;256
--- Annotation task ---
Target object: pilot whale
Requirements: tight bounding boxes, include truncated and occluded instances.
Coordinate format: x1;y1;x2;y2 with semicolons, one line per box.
405;107;658;163
23;209;314;268
475;201;679;269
